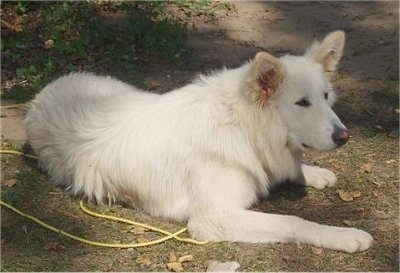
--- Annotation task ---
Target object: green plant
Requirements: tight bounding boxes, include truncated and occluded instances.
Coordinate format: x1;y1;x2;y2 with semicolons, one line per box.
1;1;190;102
13;1;30;14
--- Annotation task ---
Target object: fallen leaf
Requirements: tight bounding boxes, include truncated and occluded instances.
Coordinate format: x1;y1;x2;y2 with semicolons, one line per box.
44;39;54;49
337;190;361;202
352;191;361;198
168;251;177;262
1;18;23;32
166;262;183;272
136;237;149;244
356;207;365;212
330;162;343;171
4;179;17;188
43;242;64;251
146;79;160;90
386;159;396;164
130;226;147;235
373;181;384;187
178;254;194;263
360;163;372;173
310;246;323;255
372;190;384;197
136;254;152;267
337;190;354;202
282;255;292;263
13;16;23;32
343;220;360;226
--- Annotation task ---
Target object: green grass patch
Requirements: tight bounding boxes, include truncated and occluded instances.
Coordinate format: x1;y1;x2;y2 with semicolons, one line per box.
1;1;191;102
2;1;234;102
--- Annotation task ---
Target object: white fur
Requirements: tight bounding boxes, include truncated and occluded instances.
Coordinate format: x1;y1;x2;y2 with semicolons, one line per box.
24;31;373;253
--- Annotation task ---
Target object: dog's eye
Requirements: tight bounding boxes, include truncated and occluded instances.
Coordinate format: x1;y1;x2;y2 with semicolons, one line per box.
295;98;311;107
324;92;328;100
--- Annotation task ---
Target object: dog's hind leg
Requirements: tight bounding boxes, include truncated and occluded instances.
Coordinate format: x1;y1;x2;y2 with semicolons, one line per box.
187;209;373;253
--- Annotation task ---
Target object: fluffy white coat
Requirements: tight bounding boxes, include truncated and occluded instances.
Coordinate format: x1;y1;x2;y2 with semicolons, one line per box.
24;31;373;253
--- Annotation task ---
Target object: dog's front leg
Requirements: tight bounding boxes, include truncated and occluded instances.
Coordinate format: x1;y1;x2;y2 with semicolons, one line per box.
300;164;337;189
188;209;373;253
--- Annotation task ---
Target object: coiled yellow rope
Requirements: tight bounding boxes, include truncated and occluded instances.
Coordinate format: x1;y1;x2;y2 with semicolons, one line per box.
1;148;208;247
0;200;201;248
0;149;39;159
0;103;31;109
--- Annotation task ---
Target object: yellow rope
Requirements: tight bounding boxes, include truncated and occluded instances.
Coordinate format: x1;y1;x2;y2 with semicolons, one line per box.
0;103;31;109
79;201;207;245
1;149;38;160
0;149;208;247
0;200;191;248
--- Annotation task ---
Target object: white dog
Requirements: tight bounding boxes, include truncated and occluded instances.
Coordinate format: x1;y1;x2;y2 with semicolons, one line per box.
25;30;373;253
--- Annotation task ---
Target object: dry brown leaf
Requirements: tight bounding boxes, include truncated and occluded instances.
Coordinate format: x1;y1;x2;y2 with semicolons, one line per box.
4;179;17;188
168;251;177;262
136;237;149;244
352;191;361;198
167;262;183;272
310;246;323;255
337;190;362;202
360;163;372;173
343;220;360;226
1;18;23;32
13;17;23;32
130;226;147;235
136;254;152;267
44;39;54;49
372;190;384;197
178;254;194;263
146;79;160;90
329;161;343;171
356;207;365;212
337;190;354;202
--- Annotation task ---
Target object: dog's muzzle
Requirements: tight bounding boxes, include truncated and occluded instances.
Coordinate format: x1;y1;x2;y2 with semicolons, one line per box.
332;126;349;147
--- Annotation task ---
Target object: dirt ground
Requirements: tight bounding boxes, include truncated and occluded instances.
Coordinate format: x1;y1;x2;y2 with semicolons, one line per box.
1;1;399;272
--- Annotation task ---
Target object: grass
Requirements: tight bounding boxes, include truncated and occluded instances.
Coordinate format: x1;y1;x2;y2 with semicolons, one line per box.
1;1;190;102
1;1;235;102
1;1;398;272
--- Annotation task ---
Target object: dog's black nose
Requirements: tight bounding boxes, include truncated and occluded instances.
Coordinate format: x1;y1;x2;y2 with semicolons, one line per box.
332;126;349;147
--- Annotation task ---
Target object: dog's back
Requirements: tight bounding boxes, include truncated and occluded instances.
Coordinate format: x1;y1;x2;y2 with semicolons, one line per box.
24;67;268;220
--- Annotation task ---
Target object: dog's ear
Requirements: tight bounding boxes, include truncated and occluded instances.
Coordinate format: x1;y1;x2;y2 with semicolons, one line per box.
307;30;345;72
251;52;284;106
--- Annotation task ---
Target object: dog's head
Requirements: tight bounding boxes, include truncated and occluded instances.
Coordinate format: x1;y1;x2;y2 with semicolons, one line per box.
250;30;348;152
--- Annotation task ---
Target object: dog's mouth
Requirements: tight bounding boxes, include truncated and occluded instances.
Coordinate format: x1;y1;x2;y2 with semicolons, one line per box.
302;143;311;149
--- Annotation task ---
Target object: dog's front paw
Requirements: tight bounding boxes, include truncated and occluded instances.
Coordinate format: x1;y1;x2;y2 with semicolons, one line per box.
332;228;374;253
302;165;337;189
